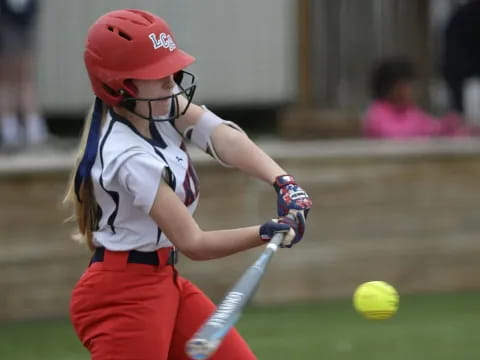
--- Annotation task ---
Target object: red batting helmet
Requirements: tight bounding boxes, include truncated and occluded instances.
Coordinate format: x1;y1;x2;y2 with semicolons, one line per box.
84;9;195;106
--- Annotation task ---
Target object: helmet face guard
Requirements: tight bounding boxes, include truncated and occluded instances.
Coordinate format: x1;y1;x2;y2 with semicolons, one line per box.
120;70;197;122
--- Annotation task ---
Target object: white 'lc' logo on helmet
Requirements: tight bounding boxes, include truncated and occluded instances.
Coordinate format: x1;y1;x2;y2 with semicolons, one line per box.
148;33;177;51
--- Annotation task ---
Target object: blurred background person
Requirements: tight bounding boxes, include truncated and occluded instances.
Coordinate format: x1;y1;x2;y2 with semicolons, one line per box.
363;57;477;139
0;0;48;151
442;0;480;115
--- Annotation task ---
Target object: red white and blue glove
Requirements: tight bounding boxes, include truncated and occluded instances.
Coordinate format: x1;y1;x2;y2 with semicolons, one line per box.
259;213;305;248
274;174;312;218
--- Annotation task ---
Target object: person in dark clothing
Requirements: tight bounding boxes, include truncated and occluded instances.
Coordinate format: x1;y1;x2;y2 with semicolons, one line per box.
443;0;480;113
0;0;48;150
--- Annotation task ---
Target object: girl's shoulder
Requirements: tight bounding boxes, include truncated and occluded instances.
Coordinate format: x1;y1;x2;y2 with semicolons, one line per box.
99;119;160;167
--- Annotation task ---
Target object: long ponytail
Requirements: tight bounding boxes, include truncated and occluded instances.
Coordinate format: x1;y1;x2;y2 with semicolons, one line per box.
64;98;107;250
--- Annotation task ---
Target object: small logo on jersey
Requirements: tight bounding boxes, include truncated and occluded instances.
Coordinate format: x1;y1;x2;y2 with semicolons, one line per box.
176;156;183;162
149;33;176;51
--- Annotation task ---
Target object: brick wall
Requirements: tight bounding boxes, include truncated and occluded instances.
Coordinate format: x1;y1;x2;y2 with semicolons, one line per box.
1;139;480;320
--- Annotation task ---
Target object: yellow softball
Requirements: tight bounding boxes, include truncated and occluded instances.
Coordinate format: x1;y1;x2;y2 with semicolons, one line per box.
353;281;399;320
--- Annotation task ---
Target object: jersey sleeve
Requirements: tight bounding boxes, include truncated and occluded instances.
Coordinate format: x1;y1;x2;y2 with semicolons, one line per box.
114;150;168;214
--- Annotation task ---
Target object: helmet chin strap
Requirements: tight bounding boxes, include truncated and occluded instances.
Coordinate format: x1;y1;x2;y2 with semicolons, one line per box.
152;115;170;120
152;106;172;121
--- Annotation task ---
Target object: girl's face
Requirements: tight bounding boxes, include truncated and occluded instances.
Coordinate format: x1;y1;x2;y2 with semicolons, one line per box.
132;75;175;118
389;80;415;108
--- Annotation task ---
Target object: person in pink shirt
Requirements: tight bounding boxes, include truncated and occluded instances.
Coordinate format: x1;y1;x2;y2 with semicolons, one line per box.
363;57;474;139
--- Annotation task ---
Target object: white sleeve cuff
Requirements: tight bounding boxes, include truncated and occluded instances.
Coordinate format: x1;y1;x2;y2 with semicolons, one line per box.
183;109;245;167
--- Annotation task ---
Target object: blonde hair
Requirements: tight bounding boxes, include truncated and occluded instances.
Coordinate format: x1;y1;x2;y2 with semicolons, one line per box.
64;100;107;250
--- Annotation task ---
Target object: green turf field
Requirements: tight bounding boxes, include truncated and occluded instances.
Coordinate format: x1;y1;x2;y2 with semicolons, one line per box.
0;291;478;359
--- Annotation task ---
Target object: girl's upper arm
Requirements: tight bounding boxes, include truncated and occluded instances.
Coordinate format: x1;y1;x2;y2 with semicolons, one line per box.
149;178;202;257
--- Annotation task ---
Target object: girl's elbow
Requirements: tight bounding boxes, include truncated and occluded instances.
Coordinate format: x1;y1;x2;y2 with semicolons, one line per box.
176;234;210;261
181;247;206;261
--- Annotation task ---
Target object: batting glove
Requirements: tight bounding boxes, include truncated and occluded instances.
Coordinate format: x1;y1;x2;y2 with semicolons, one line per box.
259;212;305;248
274;175;312;218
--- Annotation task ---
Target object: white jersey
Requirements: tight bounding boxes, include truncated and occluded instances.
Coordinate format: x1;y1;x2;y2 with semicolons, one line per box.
90;111;199;251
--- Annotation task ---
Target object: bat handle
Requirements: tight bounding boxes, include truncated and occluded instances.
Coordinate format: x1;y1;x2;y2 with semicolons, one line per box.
267;212;297;249
267;231;286;250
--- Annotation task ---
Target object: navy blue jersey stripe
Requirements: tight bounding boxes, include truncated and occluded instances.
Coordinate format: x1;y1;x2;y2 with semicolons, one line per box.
152;146;176;190
95;203;103;231
99;119;120;234
149;122;167;148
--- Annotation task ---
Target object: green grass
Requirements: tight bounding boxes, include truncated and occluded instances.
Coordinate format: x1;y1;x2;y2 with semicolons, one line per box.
1;291;479;359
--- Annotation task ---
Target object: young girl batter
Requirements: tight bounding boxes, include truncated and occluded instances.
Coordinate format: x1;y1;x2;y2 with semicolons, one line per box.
66;9;312;360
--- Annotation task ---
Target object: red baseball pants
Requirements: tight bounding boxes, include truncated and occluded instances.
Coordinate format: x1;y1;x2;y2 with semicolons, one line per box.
70;249;256;360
